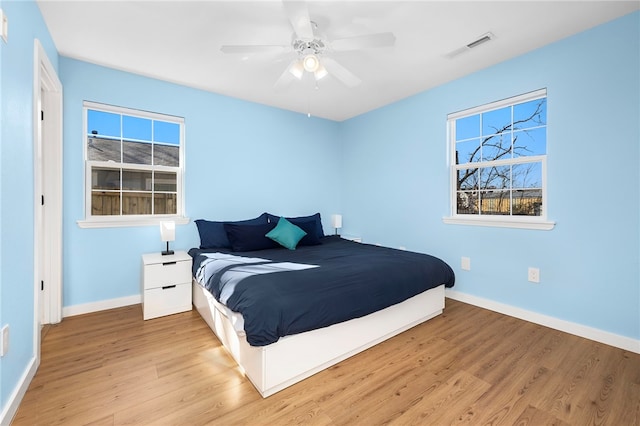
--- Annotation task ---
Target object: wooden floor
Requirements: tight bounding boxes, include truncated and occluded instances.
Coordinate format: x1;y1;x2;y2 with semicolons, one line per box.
13;299;640;425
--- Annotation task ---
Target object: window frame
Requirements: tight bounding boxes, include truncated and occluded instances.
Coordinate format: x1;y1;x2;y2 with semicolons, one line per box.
443;89;555;230
78;101;188;229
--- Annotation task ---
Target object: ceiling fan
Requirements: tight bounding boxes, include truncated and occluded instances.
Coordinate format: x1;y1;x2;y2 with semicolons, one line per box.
220;1;396;89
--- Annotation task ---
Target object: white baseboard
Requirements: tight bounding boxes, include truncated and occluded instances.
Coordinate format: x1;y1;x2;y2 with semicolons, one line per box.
446;289;640;354
62;294;141;318
0;356;38;426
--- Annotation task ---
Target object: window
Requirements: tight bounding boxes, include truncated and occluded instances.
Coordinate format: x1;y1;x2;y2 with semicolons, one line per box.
79;102;186;228
444;89;554;230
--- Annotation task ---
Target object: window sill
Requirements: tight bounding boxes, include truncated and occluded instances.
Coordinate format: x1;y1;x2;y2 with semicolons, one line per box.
77;216;190;229
442;215;555;230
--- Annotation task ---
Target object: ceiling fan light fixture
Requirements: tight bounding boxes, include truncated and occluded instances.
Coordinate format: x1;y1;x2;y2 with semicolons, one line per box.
303;54;319;72
289;60;304;79
314;62;328;80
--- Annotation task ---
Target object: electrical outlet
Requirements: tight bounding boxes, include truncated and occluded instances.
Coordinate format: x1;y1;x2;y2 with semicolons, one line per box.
0;325;8;357
461;257;471;271
528;267;540;283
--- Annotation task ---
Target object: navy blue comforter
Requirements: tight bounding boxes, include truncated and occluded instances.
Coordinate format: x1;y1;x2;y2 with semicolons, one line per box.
189;236;455;346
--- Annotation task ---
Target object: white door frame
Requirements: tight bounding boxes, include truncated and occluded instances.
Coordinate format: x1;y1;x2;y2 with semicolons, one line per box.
33;39;63;358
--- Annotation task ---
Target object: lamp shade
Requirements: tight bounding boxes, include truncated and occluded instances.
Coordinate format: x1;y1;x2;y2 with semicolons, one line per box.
314;63;328;80
331;214;342;229
160;221;175;242
289;60;304;80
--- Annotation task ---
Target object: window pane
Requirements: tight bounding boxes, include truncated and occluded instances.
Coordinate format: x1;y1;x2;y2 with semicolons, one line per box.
154;193;177;214
154;121;180;145
122;192;152;215
154;144;180;167
456;138;481;164
479;165;510;190
513;98;546;129
122;170;152;191
481;131;512;162
456;115;480;141
457;168;478;190
482;106;511;136
513;189;542;216
512;162;542;188
91;192;120;216
457;191;478;214
87;137;121;162
513;127;546;157
154;172;177;192
480;190;510;215
123;139;152;165
92;167;120;190
87;110;121;138
123;115;152;141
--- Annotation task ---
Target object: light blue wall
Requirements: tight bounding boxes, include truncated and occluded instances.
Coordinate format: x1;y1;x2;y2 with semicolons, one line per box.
0;0;58;414
340;12;640;341
60;58;342;307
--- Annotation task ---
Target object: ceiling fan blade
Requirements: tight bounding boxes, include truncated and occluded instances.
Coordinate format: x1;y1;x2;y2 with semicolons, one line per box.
321;57;361;87
331;32;396;51
274;60;301;90
282;0;314;39
220;45;287;54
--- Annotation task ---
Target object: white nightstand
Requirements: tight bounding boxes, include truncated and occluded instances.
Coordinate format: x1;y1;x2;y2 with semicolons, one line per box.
141;250;192;320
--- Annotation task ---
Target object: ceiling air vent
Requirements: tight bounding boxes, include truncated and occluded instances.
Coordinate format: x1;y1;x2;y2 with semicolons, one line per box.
446;32;495;58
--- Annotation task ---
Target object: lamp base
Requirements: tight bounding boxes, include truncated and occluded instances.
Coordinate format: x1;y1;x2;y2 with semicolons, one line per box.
161;241;174;256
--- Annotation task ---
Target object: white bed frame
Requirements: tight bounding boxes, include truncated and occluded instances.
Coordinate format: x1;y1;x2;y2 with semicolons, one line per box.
192;280;445;397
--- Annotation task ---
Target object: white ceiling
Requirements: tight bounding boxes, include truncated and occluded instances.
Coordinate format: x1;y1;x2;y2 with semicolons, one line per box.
37;1;639;121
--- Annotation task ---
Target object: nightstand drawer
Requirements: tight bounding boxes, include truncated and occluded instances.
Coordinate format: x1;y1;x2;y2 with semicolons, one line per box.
143;260;191;290
143;282;191;320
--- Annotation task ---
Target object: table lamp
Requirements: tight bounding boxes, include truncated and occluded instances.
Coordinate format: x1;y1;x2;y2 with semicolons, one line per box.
160;221;175;255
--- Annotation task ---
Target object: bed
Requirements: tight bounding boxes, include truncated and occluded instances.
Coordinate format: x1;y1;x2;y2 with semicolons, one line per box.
189;213;455;397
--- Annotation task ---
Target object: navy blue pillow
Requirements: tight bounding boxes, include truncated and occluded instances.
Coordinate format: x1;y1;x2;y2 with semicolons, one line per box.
195;213;268;249
224;222;279;252
266;212;325;239
291;219;322;246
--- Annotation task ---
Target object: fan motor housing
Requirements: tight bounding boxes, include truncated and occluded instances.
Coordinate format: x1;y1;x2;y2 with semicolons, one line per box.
293;38;326;56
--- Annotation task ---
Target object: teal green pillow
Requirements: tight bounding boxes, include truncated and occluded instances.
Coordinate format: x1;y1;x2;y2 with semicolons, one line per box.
266;217;307;250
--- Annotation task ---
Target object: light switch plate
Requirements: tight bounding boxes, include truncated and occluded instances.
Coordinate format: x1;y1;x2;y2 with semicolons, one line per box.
0;9;7;43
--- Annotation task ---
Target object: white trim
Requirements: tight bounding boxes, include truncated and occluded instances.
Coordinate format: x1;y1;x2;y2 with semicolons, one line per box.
77;215;190;229
32;38;63;379
446;289;640;354
442;215;555;230
0;356;37;426
62;294;142;318
448;88;547;119
83;100;184;122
